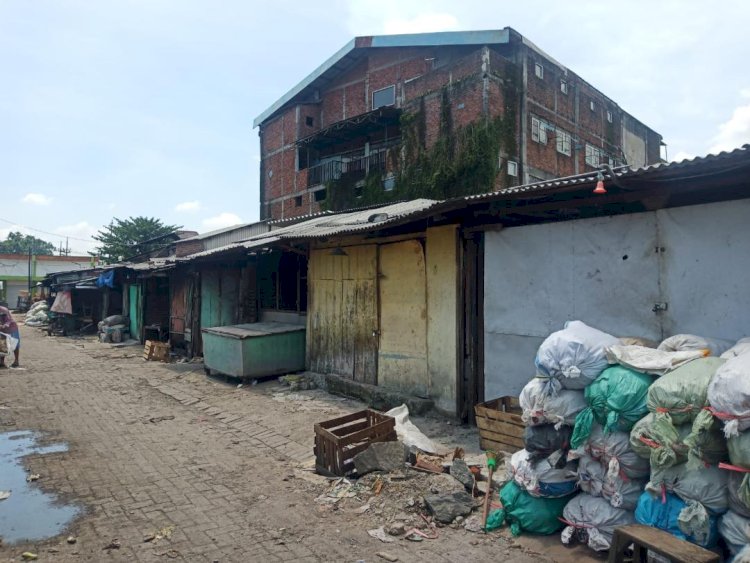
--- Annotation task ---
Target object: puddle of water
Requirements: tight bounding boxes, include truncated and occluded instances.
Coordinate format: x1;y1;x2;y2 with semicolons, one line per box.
0;430;80;544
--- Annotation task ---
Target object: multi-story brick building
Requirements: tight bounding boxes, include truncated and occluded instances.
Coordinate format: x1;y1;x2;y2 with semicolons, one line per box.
254;28;664;220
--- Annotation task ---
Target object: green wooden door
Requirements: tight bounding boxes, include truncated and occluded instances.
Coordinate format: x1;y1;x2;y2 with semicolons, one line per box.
128;284;143;342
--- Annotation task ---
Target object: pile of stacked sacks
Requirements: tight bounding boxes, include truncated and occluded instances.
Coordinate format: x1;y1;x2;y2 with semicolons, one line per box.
488;321;750;558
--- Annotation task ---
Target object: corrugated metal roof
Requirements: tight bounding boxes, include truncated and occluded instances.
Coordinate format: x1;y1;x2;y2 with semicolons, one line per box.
253;29;512;127
179;221;269;242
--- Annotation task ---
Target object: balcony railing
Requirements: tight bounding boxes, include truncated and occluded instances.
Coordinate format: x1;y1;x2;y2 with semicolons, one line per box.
306;149;392;188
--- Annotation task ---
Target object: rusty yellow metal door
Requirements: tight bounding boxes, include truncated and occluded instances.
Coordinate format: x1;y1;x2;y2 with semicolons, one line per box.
377;240;428;395
307;246;378;384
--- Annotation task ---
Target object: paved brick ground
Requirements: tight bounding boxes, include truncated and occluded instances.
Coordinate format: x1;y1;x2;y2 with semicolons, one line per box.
0;326;597;562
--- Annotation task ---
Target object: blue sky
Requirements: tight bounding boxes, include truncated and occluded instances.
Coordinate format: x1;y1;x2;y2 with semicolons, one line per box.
2;0;749;254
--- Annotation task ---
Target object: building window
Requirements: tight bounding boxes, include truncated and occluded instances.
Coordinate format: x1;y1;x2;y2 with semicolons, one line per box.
531;116;548;144
589;100;596;112
383;173;396;192
294;196;303;207
534;62;544;79
372;85;395;109
585;143;605;167
606;110;613;123
556;130;572;156
560;80;568;95
305;116;314;127
314;188;327;202
507;160;518;177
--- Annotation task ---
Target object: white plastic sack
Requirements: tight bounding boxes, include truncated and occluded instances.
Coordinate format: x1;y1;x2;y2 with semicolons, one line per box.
506;448;579;498
560;493;635;551
384;404;440;454
518;377;586;428
0;333;19;356
728;471;750;518
646;463;729;515
618;336;658;348
577;454;645;511
719;510;750;557
658;334;733;357
605;345;705;376
706;353;750;437
535;321;619;391
722;337;750;360
578;425;650;481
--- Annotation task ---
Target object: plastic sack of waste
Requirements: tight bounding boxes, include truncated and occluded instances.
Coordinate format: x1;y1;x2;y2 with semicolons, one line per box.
523;424;573;462
728;471;750;518
518;377;586;428
703;353;750;438
618;336;658;348
507;449;579;498
630;413;727;471
605;344;706;376
725;431;750;510
486;480;571;536
719;510;750;558
384;404;440;454
635;490;720;548
579;425;650;480
721;337;750;360
577;454;645;510
534;321;619;391
560;493;635;551
646;463;729;515
0;333;19;356
658;334;734;357
570;365;653;449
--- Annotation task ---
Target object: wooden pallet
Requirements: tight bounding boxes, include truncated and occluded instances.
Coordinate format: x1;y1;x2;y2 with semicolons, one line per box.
313;409;396;476
608;524;720;563
474;397;525;452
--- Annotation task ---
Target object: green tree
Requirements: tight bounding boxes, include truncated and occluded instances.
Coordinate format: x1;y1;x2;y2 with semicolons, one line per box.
92;217;181;263
0;231;55;255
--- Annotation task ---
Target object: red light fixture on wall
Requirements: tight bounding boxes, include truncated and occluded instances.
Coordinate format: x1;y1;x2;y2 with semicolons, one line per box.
593;171;607;194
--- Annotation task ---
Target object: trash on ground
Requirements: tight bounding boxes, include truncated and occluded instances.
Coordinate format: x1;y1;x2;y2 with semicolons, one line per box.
0;491;10;501
367;526;396;543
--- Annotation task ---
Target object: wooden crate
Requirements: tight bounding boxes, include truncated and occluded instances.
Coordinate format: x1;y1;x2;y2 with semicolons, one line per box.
314;409;397;476
143;340;170;362
474;396;525;452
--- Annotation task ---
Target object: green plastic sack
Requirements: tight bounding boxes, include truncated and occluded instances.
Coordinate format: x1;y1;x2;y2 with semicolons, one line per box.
486;480;572;536
727;431;750;508
631;412;727;470
571;365;653;449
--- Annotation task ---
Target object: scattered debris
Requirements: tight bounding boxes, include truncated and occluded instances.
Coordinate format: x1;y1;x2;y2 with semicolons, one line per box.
66;536;77;544
353;503;371;514
353;441;405;475
147;415;175;424
386;523;406;536
463;514;484;533
21;553;38;561
449;459;475;492
376;552;399;562
26;474;40;482
103;539;121;550
372;475;385;495
367;526;396;543
424;491;476;523
0;490;10;501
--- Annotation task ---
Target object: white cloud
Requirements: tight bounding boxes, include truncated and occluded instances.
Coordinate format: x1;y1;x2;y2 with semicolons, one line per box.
671;151;694;163
175;200;202;212
54;221;99;254
201;212;242;231
383;13;460;35
21;192;52;205
709;91;750;154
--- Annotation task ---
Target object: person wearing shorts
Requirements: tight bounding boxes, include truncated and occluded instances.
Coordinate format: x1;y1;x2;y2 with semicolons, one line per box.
0;306;20;368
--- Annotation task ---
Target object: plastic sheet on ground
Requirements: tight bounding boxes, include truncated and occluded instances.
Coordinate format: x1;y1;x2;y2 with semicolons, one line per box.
646;462;729;515
384;404;440;454
570;365;653;449
507;448;578;498
535;320;619;391
518;377;586;428
486;480;571;537
560;493;634;551
605;344;705;376
718;510;750;557
658;334;733;357
705;353;750;438
635;490;719;548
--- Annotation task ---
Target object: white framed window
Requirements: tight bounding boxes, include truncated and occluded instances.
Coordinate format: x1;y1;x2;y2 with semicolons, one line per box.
606;110;613;123
560;80;568;95
507;160;518;177
585;143;605;167
556;129;572;156
372;85;395;109
589;100;596;112
534;62;544;79
531;116;548;144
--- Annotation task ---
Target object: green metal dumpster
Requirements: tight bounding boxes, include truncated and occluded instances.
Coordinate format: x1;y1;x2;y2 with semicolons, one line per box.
201;322;306;378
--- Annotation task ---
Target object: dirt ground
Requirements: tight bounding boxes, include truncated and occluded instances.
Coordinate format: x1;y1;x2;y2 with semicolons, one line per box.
0;326;603;562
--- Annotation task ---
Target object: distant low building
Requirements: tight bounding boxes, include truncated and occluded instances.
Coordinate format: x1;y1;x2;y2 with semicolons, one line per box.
0;254;97;308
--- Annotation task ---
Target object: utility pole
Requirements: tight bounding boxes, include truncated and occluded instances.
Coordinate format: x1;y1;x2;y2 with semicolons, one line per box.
27;240;34;295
